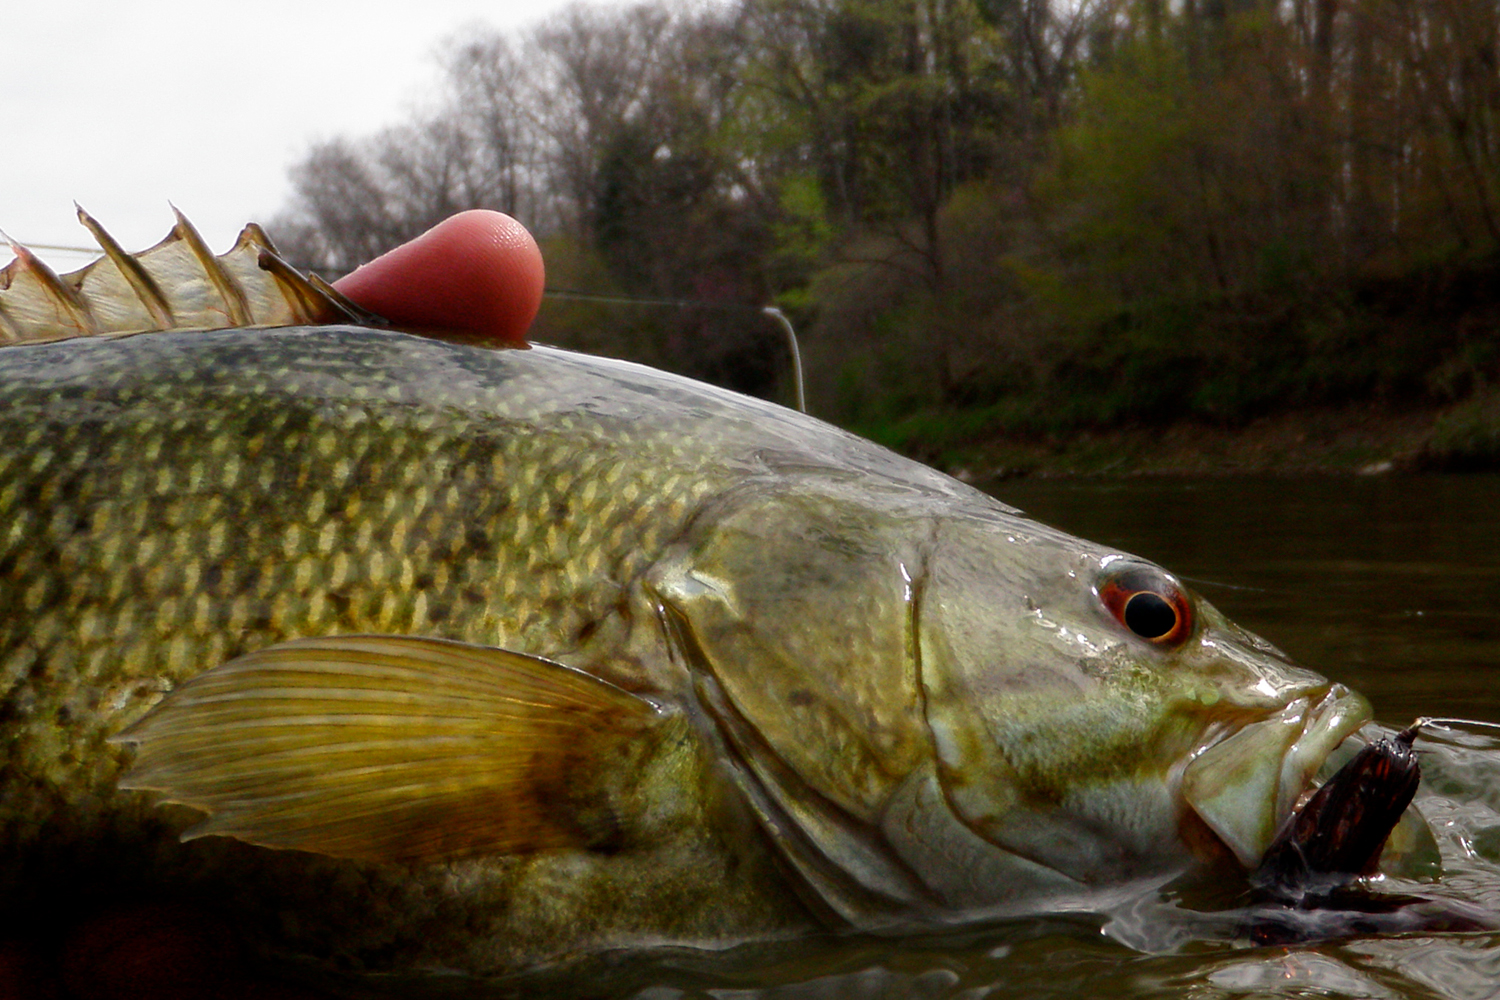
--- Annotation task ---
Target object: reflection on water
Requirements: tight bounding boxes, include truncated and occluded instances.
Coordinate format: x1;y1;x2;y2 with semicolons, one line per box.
603;475;1500;1000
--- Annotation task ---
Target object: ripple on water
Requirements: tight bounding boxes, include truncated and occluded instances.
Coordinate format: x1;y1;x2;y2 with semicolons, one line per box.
1200;952;1399;999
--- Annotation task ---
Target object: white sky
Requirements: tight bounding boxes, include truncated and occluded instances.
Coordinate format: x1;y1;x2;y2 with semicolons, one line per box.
1;0;585;272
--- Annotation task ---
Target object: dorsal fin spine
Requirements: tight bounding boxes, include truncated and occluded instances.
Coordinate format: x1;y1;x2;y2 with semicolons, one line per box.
307;268;384;326
239;222;280;255
171;205;252;326
256;249;330;324
76;205;176;330
9;242;100;336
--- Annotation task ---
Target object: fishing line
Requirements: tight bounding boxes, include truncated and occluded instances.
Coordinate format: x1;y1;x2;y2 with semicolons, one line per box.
1178;575;1267;593
1413;717;1500;735
1378;717;1500;751
1;241;99;255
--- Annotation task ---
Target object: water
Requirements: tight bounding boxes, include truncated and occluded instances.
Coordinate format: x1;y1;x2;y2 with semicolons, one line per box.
588;474;1500;1000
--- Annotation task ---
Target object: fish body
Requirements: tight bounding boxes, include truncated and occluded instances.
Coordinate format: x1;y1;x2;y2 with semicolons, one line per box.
0;324;1371;977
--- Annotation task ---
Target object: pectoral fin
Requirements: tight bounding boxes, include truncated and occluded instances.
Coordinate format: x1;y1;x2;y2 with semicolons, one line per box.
114;635;661;863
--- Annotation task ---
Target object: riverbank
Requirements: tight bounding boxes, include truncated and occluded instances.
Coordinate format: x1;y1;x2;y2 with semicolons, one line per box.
863;396;1500;480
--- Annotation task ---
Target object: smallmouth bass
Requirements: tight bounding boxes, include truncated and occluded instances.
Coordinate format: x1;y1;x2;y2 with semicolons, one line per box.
0;228;1388;981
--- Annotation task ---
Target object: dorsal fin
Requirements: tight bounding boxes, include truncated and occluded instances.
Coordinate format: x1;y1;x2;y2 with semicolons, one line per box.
0;209;383;345
75;205;176;330
0;236;102;339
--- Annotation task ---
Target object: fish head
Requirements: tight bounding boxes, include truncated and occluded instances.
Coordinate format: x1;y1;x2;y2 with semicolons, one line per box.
652;485;1370;922
917;512;1372;882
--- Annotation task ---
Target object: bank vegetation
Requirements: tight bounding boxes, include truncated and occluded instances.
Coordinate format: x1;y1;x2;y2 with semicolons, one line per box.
271;0;1500;473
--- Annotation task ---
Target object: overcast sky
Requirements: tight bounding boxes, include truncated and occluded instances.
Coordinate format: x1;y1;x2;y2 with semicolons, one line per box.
1;0;591;272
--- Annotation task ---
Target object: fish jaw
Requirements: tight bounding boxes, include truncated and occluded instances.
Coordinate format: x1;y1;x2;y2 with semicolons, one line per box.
1179;684;1372;868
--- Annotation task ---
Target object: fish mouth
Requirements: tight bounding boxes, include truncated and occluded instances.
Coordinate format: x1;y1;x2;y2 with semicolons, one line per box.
1180;684;1372;869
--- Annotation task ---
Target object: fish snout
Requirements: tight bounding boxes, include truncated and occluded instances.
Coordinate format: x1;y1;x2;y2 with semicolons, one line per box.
1179;684;1372;868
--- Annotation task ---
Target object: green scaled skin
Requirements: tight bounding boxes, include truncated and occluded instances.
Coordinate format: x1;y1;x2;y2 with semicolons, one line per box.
0;325;1372;981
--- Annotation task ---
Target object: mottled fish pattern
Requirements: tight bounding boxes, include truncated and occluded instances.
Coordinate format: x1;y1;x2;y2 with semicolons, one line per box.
0;325;973;973
0;230;1382;983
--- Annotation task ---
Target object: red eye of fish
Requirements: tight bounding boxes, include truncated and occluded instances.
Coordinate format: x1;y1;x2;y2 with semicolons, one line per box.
1098;565;1194;645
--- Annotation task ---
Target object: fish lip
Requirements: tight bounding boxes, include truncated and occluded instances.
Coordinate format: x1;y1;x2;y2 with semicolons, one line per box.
1178;684;1373;869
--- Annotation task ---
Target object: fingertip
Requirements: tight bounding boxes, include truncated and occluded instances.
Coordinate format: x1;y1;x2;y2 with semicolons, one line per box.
333;210;545;346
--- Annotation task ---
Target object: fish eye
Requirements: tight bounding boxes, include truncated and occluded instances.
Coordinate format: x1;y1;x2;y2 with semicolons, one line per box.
1098;565;1194;645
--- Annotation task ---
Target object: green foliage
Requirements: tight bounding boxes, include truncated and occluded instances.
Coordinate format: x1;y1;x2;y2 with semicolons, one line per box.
797;0;1500;443
277;0;1500;455
1425;394;1500;471
1043;42;1199;300
770;174;835;283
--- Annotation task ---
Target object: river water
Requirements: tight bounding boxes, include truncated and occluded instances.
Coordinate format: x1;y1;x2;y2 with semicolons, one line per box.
581;474;1500;1000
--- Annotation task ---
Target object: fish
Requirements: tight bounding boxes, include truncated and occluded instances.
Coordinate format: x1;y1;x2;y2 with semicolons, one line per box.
0;218;1390;982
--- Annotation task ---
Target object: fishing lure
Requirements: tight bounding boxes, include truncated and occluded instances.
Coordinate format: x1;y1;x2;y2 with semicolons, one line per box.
1241;718;1500;944
1254;723;1423;898
0;207;375;344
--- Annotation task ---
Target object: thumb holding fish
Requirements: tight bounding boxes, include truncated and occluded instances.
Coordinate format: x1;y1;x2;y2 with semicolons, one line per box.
333;209;545;347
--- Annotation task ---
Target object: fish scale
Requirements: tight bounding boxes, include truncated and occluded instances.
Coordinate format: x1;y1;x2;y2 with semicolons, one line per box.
9;333;701;748
1;325;818;973
1;319;1387;981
